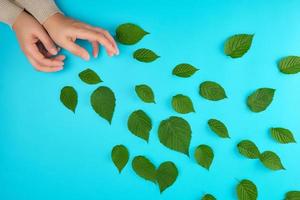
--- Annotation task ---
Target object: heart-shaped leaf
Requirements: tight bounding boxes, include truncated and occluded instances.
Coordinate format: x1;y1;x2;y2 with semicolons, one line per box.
132;156;156;183
135;84;155;103
285;191;300;200
78;68;102;84
133;48;159;63
60;86;78;113
278;56;300;74
199;81;227;101
202;194;216;200
156;161;178;193
116;23;149;45
172;63;199;78
236;179;258;200
247;88;275;113
237;140;260;159
270;127;296;144
172;94;195;114
208;119;230;138
259;151;285;170
194;144;214;170
90;86;116;124
158;116;192;156
127;110;152;142
224;34;254;58
111;145;129;173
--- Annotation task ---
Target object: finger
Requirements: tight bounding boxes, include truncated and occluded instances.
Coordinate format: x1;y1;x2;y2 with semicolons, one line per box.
64;40;90;60
90;41;99;58
92;27;119;54
27;56;63;72
54;55;66;61
37;31;58;55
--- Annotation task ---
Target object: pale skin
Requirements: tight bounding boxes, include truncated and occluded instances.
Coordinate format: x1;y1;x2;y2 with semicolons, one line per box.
13;11;119;72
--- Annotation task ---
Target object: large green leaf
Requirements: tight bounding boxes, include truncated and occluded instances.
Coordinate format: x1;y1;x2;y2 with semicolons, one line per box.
285;191;300;200
259;151;285;170
237;140;260;159
135;84;155;103
116;23;149;45
60;86;78;113
90;86;116;124
158;116;192;156
78;68;102;84
199;81;227;101
172;94;195;114
278;56;300;74
194;145;214;170
111;145;129;173
236;179;258;200
224;34;254;58
172;63;199;78
133;48;160;63
247;88;275;112
132;156;156;183
127;110;152;142
156;161;178;193
202;194;217;200
208;119;230;138
270;127;296;144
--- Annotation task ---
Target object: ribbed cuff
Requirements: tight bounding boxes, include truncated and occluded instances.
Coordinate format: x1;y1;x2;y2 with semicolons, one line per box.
0;0;24;27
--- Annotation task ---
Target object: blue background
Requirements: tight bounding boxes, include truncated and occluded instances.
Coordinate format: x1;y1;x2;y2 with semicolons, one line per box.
1;0;300;199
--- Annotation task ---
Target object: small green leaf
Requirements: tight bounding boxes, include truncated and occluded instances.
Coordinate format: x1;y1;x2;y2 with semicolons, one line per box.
135;84;155;103
156;161;178;193
236;179;258;200
208;119;230;138
224;34;254;58
247;88;275;113
259;151;285;170
202;194;217;200
90;86;116;124
237;140;260;159
285;191;300;200
278;56;300;74
133;48;159;63
116;23;149;45
172;94;195;114
127;110;152;142
60;86;78;113
111;145;129;173
132;156;156;183
158;116;192;156
194;145;214;170
199;81;227;101
172;63;199;78
78;68;102;84
270;128;296;144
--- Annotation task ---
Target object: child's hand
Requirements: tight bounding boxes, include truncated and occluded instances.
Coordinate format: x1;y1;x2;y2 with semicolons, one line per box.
13;11;65;72
43;13;119;60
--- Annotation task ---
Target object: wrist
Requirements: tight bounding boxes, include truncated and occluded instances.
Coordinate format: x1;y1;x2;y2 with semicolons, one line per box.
43;13;65;31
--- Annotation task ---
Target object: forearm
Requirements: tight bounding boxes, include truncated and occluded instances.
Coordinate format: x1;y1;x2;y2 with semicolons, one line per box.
0;0;23;26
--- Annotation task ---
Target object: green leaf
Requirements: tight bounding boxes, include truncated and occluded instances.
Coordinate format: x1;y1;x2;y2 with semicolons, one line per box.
158;116;192;156
202;194;217;200
78;68;102;84
135;84;155;103
285;191;300;200
156;161;178;193
208;119;230;138
237;140;260;159
194;145;214;170
172;63;199;78
236;179;258;200
111;145;129;173
247;88;275;113
278;56;300;74
60;86;78;113
224;34;254;58
172;94;195;114
270;127;296;144
132;156;156;183
127;110;152;142
90;86;116;124
133;48;160;63
199;81;227;101
259;151;285;170
116;23;149;45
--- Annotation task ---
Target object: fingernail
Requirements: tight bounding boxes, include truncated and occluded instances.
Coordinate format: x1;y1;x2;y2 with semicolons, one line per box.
84;54;90;61
50;48;58;55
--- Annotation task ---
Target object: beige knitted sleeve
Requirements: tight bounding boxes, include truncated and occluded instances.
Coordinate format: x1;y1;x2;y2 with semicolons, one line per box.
13;0;63;24
0;0;23;26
